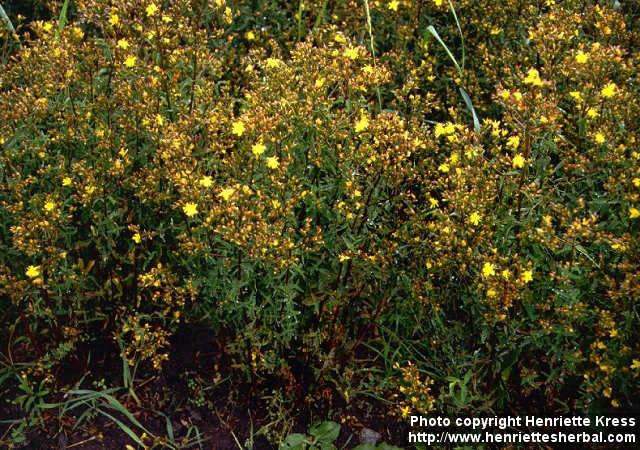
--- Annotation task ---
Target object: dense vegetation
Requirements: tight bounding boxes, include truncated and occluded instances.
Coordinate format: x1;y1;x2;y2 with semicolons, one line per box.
1;0;639;448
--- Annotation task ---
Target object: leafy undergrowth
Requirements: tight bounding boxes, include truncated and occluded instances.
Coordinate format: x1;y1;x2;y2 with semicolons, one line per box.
1;324;408;448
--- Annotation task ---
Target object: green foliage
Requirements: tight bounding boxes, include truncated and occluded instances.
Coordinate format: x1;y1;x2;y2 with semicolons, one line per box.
280;421;340;450
0;0;639;447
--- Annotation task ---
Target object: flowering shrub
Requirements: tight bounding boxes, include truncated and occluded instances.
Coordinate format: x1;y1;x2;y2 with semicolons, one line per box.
0;0;638;446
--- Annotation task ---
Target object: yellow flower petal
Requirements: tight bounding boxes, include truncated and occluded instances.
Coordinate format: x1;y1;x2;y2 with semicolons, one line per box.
26;265;41;278
266;156;279;169
512;153;526;169
182;202;198;217
232;121;245;136
252;142;266;156
354;116;369;133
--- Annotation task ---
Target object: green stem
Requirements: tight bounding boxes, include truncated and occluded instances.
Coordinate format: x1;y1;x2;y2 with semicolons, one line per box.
363;0;383;111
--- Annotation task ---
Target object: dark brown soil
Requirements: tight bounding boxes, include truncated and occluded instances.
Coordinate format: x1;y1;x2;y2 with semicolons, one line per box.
0;323;407;449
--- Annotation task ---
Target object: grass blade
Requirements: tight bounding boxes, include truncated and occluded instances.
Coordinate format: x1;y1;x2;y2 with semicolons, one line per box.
427;25;462;78
448;0;465;71
459;86;480;132
0;2;15;34
55;0;70;41
427;24;480;131
96;409;146;447
100;392;151;433
0;2;21;49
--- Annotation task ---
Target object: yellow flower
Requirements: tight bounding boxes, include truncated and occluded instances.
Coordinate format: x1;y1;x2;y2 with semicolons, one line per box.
109;13;119;26
44;201;56;212
26;265;41;278
266;156;279;169
434;122;455;137
482;262;496;278
41;22;54;33
575;50;589;64
232;121;245;136
146;3;159;17
343;47;358;60
521;269;533;283
62;177;72;186
199;176;213;188
354;116;369;133
611;243;625;251
388;0;400;11
629;207;640;219
506;135;520;149
569;91;582;102
71;27;84;40
338;253;350;262
223;6;233;23
632;178;640;188
132;233;141;244
469;212;481;226
487;288;497;298
433;0;443;5
265;57;281;68
631;359;640;370
219;187;235;201
428;197;439;208
400;405;410;418
594;133;605;144
586;107;599;119
501;269;511;280
438;163;450;173
182;202;198;217
315;78;325;88
252;142;266;156
601;82;617;98
117;38;129;50
512;153;526;169
124;55;136;67
523;68;543;86
245;30;256;41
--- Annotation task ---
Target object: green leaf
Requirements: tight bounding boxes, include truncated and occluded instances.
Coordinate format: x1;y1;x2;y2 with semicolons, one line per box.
309;421;340;444
378;444;404;450
280;433;308;450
